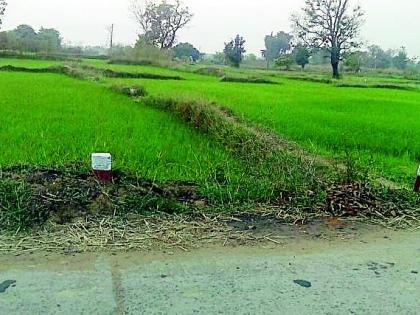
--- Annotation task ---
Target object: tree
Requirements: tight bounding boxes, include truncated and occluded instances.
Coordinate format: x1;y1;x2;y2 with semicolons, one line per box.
262;31;293;68
37;28;62;53
344;51;365;73
130;35;172;64
12;24;37;52
0;25;62;53
311;48;330;65
293;44;310;69
393;47;409;70
275;54;294;70
131;0;193;49
245;53;257;63
367;45;392;69
0;31;8;49
292;0;364;78
172;42;201;62
211;52;225;65
0;1;6;30
223;35;246;68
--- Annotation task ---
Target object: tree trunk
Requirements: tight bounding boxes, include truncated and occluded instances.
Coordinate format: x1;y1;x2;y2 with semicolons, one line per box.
331;46;340;79
332;61;339;79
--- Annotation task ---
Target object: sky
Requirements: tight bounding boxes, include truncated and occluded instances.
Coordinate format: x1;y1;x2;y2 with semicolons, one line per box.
2;0;419;56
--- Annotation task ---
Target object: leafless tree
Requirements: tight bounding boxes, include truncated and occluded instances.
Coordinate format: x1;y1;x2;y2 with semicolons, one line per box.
130;0;193;49
0;1;7;30
291;0;364;78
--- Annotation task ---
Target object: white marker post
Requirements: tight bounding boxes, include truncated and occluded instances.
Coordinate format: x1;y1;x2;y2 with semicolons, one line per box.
92;153;112;182
414;165;420;192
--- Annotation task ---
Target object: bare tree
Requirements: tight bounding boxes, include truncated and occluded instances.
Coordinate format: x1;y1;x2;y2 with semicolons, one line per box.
291;0;364;78
131;0;193;49
0;1;7;30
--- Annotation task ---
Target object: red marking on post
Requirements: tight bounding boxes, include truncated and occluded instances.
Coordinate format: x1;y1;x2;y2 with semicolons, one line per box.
414;177;420;193
414;165;420;193
92;169;113;182
92;153;112;183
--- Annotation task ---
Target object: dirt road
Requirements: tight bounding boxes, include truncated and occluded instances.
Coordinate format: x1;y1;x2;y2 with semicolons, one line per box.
0;228;419;314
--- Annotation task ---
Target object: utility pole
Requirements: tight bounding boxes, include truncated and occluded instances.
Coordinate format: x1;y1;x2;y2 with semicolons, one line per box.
109;24;114;50
106;24;114;52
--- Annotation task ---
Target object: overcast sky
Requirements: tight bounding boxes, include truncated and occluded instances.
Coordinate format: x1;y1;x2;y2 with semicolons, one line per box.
2;0;419;56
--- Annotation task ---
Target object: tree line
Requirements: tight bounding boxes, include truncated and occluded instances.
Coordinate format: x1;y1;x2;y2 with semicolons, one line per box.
0;24;62;53
345;46;415;72
0;0;419;76
127;0;419;77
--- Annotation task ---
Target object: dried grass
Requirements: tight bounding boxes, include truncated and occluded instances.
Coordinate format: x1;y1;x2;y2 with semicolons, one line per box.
1;208;418;254
0;213;282;253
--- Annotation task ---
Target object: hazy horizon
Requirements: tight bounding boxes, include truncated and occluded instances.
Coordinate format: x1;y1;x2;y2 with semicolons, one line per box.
2;0;419;56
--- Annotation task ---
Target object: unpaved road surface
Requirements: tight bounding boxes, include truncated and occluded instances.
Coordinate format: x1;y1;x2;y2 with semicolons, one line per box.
0;229;419;314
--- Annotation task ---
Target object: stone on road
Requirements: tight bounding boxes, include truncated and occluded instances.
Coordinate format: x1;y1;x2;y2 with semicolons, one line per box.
0;230;419;314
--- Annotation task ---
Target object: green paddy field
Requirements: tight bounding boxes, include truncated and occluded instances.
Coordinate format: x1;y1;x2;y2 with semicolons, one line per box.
1;57;420;187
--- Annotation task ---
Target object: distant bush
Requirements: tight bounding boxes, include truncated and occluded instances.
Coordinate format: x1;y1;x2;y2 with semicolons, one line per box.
101;68;184;80
202;52;226;65
109;42;172;66
275;54;294;70
335;83;417;91
172;42;201;62
194;67;225;77
110;84;148;97
108;59;154;66
0;64;51;72
220;76;278;85
285;76;333;84
0;50;80;61
0;63;184;81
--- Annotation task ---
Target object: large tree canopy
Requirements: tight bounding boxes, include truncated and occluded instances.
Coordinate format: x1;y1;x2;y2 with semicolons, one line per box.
223;35;246;68
0;25;62;53
36;28;62;53
12;25;37;52
292;0;364;78
293;44;311;70
172;42;201;62
367;45;392;69
262;31;293;68
131;0;193;49
393;47;409;70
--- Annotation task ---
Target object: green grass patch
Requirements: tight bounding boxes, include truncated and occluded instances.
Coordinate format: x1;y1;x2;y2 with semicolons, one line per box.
0;179;33;231
0;72;240;182
106;71;420;186
0;57;63;68
1;58;419;229
81;59;220;83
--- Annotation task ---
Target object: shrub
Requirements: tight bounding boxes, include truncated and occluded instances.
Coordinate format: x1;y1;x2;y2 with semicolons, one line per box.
110;43;172;66
0;180;33;231
220;76;278;85
110;84;148;97
194;67;225;77
275;54;294;70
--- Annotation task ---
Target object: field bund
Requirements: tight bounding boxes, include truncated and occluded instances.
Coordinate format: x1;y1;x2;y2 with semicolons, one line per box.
0;58;419;238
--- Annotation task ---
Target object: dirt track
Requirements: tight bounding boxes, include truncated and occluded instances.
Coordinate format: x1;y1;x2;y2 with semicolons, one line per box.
0;227;419;314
